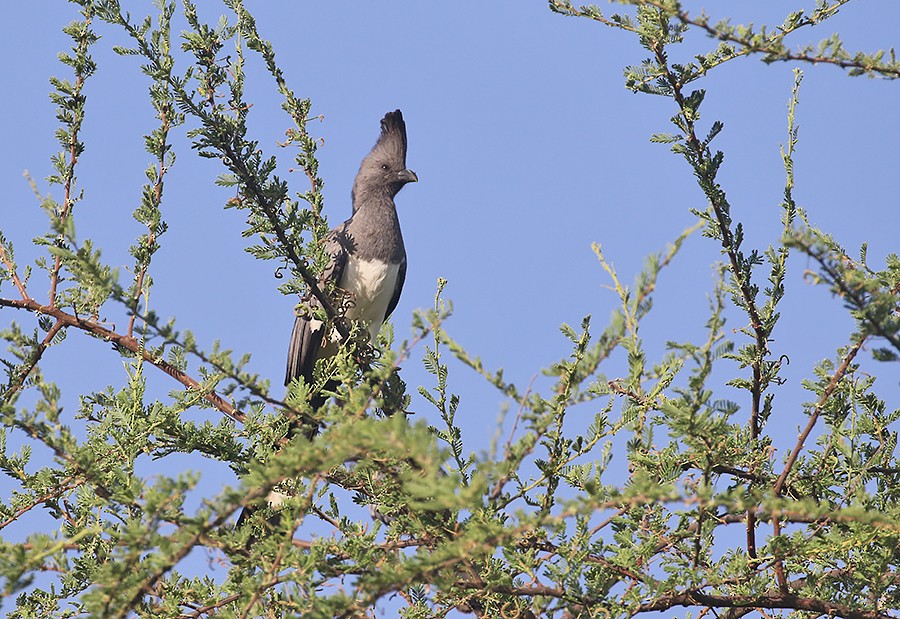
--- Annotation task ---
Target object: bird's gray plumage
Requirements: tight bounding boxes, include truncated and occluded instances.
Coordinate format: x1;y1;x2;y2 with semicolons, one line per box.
285;109;417;406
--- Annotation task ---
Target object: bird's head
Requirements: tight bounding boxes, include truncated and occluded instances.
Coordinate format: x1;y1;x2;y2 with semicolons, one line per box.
353;110;418;204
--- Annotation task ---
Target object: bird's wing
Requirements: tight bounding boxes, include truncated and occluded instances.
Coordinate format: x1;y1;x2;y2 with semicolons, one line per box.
383;255;406;321
284;224;350;386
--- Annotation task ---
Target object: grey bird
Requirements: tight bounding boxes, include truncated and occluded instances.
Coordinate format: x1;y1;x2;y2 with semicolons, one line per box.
236;111;416;539
285;109;417;419
284;110;419;422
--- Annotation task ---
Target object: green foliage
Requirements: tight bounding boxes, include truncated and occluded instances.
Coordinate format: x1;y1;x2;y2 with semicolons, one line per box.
1;1;899;618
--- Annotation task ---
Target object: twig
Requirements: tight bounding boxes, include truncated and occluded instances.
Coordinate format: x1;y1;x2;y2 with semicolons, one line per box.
793;236;900;354
127;142;168;338
489;373;537;502
0;237;29;300
49;13;92;309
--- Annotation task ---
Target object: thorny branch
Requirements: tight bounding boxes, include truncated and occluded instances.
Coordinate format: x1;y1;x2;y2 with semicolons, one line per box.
647;36;768;561
635;590;893;619
0;297;245;422
107;8;349;342
126;122;170;339
773;337;866;496
663;0;900;80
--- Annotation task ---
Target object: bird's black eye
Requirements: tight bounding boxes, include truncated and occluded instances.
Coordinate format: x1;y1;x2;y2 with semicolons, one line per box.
381;164;389;171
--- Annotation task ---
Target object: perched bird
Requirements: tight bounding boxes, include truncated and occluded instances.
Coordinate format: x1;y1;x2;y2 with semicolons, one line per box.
286;109;417;415
236;110;416;538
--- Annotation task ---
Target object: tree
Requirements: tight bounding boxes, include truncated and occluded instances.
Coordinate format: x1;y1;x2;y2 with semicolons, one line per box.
1;1;899;617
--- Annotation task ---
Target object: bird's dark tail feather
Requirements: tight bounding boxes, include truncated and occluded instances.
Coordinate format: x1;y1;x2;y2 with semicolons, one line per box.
236;381;333;545
235;501;285;545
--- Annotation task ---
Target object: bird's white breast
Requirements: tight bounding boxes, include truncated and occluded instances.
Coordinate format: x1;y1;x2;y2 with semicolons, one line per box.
340;257;400;341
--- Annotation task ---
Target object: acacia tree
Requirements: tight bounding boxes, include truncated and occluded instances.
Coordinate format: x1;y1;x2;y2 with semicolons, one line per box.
2;1;899;618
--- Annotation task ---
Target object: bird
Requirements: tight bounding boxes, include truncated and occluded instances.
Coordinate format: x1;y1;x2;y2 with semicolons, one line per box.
236;110;416;538
285;109;417;418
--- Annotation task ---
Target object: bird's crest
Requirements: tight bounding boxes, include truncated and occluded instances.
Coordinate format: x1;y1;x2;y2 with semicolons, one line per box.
372;109;408;166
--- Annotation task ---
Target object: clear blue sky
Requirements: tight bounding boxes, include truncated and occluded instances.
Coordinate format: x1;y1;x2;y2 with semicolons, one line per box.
2;1;899;615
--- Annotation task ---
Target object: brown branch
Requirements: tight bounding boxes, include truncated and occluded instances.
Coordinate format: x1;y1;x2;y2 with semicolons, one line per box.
767;337;863;591
0;239;29;300
222;145;350;341
764;48;900;77
649;35;765;562
0;475;80;530
178;593;242;619
773;338;865;496
456;574;895;619
2;319;64;404
0;297;245;423
635;590;893;619
771;517;789;592
664;1;900;80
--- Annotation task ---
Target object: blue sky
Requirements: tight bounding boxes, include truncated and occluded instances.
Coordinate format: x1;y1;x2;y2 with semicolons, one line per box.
2;1;899;615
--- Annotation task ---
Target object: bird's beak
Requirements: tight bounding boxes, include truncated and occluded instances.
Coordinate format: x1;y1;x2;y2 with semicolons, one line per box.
397;169;418;184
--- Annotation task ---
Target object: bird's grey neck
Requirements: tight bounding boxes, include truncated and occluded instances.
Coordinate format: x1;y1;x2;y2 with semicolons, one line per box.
347;194;405;263
352;188;399;218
